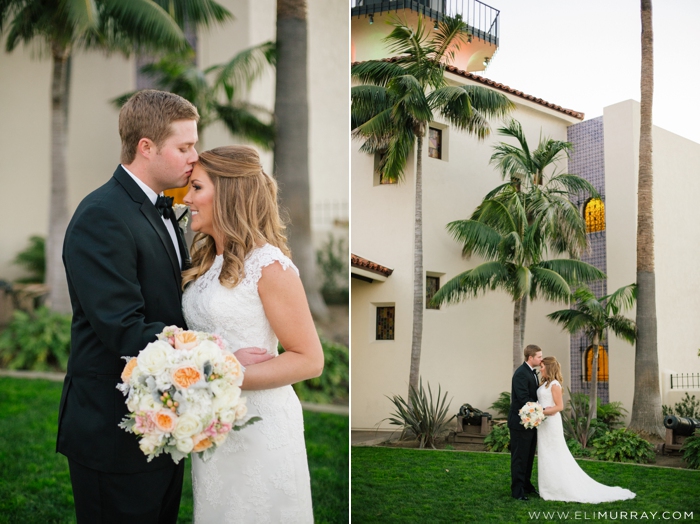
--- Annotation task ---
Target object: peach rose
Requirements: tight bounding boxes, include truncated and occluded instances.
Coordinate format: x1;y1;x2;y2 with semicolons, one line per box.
224;353;243;377
121;358;138;383
154;410;178;433
174;331;199;350
193;434;213;452
172;365;202;388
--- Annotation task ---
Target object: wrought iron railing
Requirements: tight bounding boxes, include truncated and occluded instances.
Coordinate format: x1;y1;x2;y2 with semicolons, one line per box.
671;373;700;389
351;0;500;46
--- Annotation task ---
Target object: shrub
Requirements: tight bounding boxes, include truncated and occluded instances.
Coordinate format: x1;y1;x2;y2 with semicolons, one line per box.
680;431;700;470
566;438;592;457
281;338;348;405
0;307;71;371
484;423;510;452
383;378;455;449
562;390;595;448
592;428;655;464
489;391;511;418
597;401;628;428
13;236;45;284
664;393;700;419
316;234;348;305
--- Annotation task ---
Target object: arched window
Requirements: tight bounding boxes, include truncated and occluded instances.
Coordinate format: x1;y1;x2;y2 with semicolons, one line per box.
585;345;609;382
584;198;605;233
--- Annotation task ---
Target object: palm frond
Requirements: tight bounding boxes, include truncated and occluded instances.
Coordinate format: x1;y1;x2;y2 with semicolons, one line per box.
547;308;596;336
530;266;571;302
351;59;405;87
538;259;606;286
603;283;637;316
210;40;275;96
445;219;501;260
215;103;274;150
431;261;510;305
150;0;231;28
606;315;637;344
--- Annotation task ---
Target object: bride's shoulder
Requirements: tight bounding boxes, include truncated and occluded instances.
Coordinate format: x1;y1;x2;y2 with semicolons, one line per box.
246;243;299;281
549;379;562;388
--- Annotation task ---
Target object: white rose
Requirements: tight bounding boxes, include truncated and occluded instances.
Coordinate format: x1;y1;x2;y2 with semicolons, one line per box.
175;437;194;453
192;340;222;368
172;412;203;439
209;378;231;398
234;401;248;419
139;434;161;455
219;409;236;424
212;433;227;446
212;386;241;413
138;340;172;375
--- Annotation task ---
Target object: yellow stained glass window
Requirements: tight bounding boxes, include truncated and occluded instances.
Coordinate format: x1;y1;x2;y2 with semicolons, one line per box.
584;198;605;233
585;345;609;382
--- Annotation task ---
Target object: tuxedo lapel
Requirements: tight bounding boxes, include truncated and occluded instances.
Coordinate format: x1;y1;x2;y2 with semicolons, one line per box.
113;167;182;291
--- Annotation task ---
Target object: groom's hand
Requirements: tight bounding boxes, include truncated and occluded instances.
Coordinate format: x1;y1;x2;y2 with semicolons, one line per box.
234;347;274;367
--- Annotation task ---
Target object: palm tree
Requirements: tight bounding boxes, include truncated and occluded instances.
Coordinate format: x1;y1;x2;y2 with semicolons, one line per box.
431;189;606;371
273;0;328;319
548;284;637;446
629;0;663;437
0;0;231;314
352;15;514;396
113;43;276;151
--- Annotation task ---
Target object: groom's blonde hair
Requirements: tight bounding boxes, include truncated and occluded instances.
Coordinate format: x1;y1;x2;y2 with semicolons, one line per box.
182;146;289;290
119;90;199;163
524;344;541;360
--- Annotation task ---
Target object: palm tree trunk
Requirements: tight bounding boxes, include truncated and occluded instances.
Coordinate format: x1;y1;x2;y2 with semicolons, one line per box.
408;130;424;397
589;335;600;426
629;0;664;437
519;295;527;351
512;299;521;372
274;0;328;320
47;42;72;314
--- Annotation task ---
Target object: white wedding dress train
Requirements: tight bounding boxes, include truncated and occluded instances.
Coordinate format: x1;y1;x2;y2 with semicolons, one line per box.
536;380;635;503
182;244;314;523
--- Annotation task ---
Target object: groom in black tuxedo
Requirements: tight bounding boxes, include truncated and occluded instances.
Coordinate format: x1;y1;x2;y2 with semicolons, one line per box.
508;344;543;500
57;90;199;523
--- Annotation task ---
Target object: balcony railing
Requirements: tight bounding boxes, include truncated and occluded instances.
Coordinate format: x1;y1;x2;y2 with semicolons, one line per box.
671;373;700;389
351;0;500;46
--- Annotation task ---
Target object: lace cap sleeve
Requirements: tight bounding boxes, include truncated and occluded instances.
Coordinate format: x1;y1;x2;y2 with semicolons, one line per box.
246;244;299;285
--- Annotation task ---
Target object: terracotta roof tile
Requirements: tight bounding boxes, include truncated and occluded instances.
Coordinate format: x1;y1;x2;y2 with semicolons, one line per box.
351;254;394;277
352;58;584;120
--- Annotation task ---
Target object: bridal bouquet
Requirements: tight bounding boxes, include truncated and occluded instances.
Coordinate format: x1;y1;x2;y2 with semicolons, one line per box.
117;326;259;464
518;402;545;429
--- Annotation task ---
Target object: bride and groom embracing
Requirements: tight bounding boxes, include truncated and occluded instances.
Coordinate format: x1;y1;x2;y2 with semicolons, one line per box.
509;344;635;504
57;90;323;523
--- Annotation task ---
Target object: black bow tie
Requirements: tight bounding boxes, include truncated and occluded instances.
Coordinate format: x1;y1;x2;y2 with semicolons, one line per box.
155;195;174;220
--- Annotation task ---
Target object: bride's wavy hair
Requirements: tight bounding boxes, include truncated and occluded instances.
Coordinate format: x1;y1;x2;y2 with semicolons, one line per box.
540;356;564;388
181;146;289;290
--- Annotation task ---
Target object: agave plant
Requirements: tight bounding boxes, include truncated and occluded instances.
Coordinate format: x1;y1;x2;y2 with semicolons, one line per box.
383;378;455;449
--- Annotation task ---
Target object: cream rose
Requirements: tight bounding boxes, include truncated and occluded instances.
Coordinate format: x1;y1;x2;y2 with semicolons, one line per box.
138;340;171;375
219;409;236;424
192;339;222;368
172;412;203;439
175;437;194;453
139;434;161;455
234;401;248;419
212;385;242;413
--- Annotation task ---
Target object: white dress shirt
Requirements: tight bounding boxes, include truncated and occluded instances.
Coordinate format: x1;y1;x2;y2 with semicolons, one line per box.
121;165;182;269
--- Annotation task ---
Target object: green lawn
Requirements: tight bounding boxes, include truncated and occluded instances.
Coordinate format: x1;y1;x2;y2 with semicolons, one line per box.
352;447;700;523
0;377;348;523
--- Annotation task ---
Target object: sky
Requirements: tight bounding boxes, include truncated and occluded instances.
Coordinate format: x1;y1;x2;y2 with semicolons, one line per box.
475;0;700;144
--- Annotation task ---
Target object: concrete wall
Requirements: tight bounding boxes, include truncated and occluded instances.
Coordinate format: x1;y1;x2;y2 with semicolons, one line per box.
604;99;700;420
0;0;348;281
351;76;580;429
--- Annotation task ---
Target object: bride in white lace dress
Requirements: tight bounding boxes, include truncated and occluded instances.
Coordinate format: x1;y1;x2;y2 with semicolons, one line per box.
181;146;324;523
536;357;635;503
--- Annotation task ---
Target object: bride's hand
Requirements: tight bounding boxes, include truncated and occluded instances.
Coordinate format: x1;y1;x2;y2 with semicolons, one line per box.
234;347;274;367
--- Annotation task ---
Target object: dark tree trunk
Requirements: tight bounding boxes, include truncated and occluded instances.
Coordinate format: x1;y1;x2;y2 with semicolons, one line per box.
630;0;664;437
274;0;328;319
47;41;72;314
408;129;424;397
